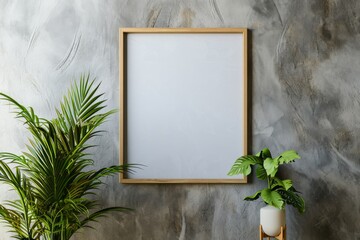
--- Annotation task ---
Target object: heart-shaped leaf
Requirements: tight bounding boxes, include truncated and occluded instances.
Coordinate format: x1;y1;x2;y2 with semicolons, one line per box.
282;179;293;190
261;188;284;209
263;157;279;177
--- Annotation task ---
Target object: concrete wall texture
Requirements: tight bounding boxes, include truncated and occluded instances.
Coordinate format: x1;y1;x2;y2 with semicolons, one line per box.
0;0;359;239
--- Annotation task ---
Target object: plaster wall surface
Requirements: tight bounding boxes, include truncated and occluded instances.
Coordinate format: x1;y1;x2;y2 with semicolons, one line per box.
0;0;359;239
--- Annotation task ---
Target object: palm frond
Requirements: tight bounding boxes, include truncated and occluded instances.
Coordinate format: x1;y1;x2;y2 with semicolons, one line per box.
0;74;134;240
80;207;133;229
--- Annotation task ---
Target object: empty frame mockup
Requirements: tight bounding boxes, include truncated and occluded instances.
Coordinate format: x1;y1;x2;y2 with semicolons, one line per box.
120;28;248;183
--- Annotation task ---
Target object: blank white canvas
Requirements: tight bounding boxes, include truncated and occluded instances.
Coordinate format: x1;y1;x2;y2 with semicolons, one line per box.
126;33;245;179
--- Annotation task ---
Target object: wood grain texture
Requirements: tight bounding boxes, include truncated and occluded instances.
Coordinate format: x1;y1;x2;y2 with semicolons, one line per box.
121;178;247;184
121;27;248;33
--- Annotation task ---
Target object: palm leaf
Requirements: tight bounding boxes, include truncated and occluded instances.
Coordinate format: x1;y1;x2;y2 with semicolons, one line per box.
0;74;135;240
80;207;133;229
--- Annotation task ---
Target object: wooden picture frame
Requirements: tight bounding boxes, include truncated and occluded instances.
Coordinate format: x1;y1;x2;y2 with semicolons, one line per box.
119;28;248;183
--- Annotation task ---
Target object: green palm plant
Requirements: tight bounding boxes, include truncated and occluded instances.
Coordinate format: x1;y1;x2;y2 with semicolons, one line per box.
0;74;134;240
228;148;305;213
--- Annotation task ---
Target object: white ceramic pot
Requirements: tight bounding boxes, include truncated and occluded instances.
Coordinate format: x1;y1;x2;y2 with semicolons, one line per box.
260;205;285;236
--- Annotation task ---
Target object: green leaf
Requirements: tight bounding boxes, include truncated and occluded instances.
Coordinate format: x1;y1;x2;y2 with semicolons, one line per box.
255;148;272;159
278;150;300;164
227;155;261;176
244;190;261;201
263;157;279;177
261;148;272;159
255;165;267;180
0;74;136;240
282;179;293;190
261;189;284;209
271;178;293;191
80;206;133;228
277;189;305;213
271;177;282;189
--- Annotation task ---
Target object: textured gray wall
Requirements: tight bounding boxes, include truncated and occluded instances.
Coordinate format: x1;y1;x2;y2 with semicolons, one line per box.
0;0;359;239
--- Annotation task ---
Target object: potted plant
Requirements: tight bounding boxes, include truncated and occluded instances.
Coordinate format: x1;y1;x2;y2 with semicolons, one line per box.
0;74;134;240
228;148;305;237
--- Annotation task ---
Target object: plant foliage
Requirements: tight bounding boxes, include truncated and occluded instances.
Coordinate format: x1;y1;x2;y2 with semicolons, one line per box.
0;74;134;240
228;148;305;213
